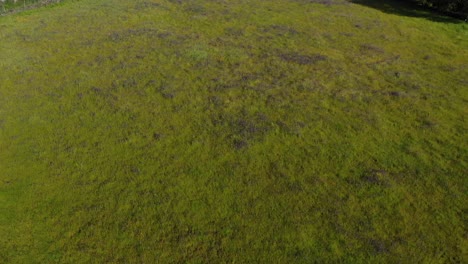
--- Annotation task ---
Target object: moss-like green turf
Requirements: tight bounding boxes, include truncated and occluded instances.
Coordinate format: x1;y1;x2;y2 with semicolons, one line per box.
1;0;467;262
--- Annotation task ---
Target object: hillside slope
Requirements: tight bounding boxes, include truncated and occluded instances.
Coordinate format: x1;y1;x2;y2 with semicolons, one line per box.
1;0;467;262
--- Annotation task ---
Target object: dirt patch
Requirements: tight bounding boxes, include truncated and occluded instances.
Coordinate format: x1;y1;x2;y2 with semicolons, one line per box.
366;55;400;66
211;111;272;150
419;119;438;129
184;3;206;15
207;96;223;107
279;53;328;65
224;27;244;37
361;169;391;187
259;24;299;36
157;84;175;99
233;138;248;150
152;133;162;141
134;1;165;10
340;32;354;37
369;238;389;254
388;91;404;97
108;28;171;42
360;44;385;53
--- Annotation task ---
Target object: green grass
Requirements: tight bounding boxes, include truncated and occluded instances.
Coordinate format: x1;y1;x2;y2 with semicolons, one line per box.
1;0;48;13
0;0;467;262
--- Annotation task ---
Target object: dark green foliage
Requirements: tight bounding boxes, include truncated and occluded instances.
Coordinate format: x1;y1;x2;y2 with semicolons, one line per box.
412;0;467;16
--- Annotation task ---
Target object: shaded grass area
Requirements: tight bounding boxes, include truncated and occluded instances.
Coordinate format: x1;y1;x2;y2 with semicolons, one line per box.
0;0;467;262
351;0;466;22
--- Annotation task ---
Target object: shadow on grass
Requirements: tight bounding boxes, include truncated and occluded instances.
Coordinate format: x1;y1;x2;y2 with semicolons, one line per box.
350;0;464;24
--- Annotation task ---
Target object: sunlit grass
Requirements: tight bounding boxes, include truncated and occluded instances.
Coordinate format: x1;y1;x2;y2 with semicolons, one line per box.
0;0;467;262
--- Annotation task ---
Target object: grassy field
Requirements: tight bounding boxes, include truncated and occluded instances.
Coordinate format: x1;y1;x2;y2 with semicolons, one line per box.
0;0;467;262
1;0;47;13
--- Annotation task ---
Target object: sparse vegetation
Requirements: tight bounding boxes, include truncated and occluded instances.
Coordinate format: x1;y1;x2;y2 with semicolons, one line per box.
0;0;467;262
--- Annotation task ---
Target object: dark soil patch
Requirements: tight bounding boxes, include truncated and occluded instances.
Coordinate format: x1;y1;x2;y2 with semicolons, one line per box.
224;27;244;37
279;53;328;65
184;4;206;15
360;44;385;53
369;238;389;254
259;24;299;36
134;1;165;10
211;111;273;150
152;133;162;141
233;139;248;150
108;28;170;42
361;169;391;187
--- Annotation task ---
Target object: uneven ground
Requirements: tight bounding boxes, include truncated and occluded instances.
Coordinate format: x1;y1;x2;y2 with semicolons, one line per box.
0;0;467;262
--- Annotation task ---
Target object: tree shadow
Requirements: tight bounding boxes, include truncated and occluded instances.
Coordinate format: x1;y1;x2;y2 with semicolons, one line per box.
350;0;464;24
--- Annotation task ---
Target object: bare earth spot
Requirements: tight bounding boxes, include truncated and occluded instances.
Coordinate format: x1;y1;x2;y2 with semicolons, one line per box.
153;133;162;141
279;53;328;65
361;169;391;187
340;32;354;37
389;91;401;97
360;44;385;53
134;1;164;10
387;91;407;98
440;65;457;72
211;112;273;150
157;85;175;99
420;119;438;129
233;139;248;150
369;239;389;254
224;27;244;37
208;96;223;107
131;167;141;175
108;28;169;42
260;24;299;36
